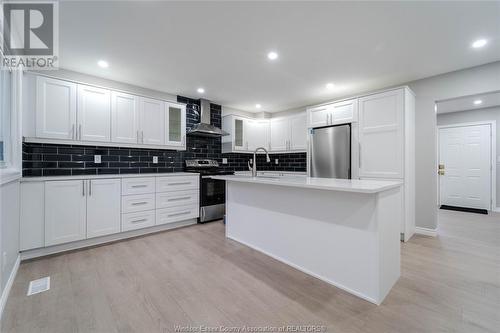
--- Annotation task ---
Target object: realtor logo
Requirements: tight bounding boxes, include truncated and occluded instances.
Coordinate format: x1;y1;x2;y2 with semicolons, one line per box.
1;1;58;69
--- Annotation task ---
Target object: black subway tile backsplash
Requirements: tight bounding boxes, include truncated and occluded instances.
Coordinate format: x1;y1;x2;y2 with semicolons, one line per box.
23;97;307;177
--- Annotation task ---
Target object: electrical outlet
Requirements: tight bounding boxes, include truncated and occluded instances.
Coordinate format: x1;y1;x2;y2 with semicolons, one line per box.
275;159;279;165
152;156;158;164
94;155;101;163
222;158;228;164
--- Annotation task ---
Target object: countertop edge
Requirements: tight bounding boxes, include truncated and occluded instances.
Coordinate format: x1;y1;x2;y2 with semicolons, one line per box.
20;172;199;182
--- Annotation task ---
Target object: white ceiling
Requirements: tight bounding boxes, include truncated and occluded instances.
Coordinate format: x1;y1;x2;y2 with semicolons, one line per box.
59;1;500;112
437;91;500;114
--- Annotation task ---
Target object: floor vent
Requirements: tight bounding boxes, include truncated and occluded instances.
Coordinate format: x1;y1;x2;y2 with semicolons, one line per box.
440;205;488;215
27;277;50;296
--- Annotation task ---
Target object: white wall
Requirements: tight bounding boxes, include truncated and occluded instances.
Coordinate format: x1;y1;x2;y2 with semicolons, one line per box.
405;62;500;229
437;106;500;208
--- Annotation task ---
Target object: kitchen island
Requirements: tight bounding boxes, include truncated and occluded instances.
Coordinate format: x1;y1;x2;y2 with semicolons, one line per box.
212;175;403;305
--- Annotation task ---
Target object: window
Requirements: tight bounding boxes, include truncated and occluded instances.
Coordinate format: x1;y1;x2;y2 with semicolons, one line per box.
0;53;13;168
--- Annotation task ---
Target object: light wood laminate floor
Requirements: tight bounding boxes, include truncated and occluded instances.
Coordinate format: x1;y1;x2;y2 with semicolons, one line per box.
2;210;499;333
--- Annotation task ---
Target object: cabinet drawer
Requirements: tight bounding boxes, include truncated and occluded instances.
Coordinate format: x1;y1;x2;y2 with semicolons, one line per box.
156;176;198;192
122;211;155;231
156;190;199;209
156;205;199;226
121;193;155;213
121;177;155;195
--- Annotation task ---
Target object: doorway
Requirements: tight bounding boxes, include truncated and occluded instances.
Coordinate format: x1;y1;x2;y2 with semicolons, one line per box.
438;122;494;212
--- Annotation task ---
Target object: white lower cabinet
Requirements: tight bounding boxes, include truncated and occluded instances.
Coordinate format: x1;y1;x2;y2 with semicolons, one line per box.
45;180;87;246
156;190;198;209
121;193;155;213
122;210;156;231
156;205;198;226
86;179;121;238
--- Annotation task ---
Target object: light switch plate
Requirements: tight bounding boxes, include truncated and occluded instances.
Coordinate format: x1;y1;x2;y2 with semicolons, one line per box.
275;159;279;165
94;155;101;163
152;156;158;164
222;158;228;164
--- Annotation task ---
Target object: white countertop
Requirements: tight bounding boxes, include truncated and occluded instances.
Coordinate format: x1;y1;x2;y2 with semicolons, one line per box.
212;175;402;193
20;172;198;182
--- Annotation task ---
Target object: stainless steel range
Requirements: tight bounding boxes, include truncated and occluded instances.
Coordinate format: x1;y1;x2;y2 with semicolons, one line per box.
185;159;234;223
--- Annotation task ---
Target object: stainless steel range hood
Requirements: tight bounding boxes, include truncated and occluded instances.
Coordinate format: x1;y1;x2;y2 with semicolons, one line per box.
187;99;229;137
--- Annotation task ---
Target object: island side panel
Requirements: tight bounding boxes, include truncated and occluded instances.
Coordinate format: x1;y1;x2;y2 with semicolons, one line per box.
225;181;382;304
376;186;402;303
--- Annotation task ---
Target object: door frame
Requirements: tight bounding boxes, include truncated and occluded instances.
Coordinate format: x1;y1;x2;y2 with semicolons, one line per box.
437;120;496;211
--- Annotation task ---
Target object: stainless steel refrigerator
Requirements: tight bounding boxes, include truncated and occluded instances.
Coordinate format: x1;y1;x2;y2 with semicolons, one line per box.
309;124;351;179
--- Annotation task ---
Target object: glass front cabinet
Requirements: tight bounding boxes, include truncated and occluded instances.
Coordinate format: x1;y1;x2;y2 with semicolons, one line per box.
165;102;186;147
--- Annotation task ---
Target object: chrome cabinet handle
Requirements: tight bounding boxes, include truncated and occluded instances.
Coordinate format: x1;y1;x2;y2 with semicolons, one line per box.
79;124;82;140
89;180;92;196
168;197;191;201
142;131;144;143
131;184;147;188
82;180;85;196
131;202;148;206
168;182;191;186
137;130;140;144
168;211;190;218
131;218;147;224
72;124;75;140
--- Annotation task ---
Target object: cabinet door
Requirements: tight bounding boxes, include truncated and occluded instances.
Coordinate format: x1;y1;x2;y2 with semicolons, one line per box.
358;89;404;178
233;117;247;151
307;105;330;128
36;76;77;140
139;97;165;145
247;120;269;151
45;180;86;246
331;99;357;125
289;113;307;151
270;118;289;151
111;91;140;144
165;103;186;147
87;179;121;238
77;85;111;142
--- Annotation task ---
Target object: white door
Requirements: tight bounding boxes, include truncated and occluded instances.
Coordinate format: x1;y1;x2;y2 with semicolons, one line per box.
139;97;165;145
270;118;289;151
248;120;269;151
165;102;186;147
87;179;121;238
111;91;140;144
358;89;404;178
36;76;77;140
289;113;307;151
45;180;86;246
77;85;111;142
307;105;330;128
439;124;492;210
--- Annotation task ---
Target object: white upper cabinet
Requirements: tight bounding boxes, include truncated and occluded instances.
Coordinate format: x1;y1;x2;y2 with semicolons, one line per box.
307;99;357;128
77;84;111;142
358;89;404;179
36;76;77;140
86;179;121;238
270;118;289;151
45;180;87;246
111;91;140;144
139;97;165;146
307;105;330;128
165;102;186;147
289;113;307;151
222;115;248;152
247;119;270;151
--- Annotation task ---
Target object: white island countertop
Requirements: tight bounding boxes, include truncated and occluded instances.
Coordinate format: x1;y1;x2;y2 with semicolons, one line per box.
212;175;402;194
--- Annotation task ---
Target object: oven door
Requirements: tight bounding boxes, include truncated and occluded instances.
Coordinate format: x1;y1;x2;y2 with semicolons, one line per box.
200;176;226;222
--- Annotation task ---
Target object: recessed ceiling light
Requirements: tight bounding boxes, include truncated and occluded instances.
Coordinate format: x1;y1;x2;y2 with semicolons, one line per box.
473;99;483;105
97;60;109;68
197;88;205;94
255;104;262;109
472;39;488;48
267;51;278;60
326;83;335;89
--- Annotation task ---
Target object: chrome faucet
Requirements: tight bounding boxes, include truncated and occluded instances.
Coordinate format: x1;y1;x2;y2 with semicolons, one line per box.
248;147;271;177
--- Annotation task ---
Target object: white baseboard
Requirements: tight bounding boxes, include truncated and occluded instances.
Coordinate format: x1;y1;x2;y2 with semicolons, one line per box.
0;254;21;320
492;207;500;213
415;227;438;237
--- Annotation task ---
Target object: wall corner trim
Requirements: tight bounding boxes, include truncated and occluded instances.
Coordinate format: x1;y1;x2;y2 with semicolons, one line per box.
414;227;438;237
0;254;20;320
